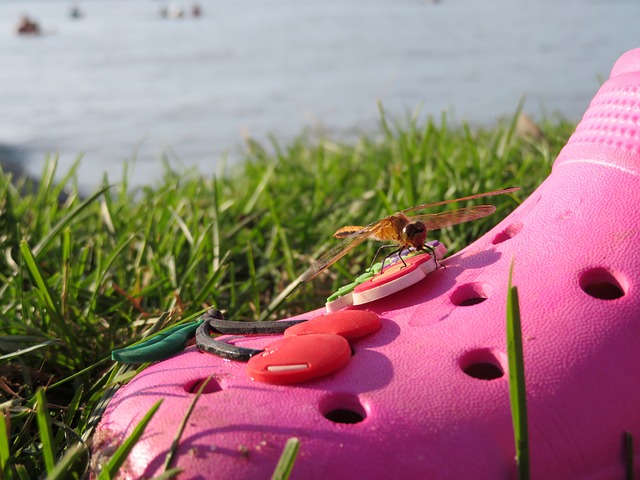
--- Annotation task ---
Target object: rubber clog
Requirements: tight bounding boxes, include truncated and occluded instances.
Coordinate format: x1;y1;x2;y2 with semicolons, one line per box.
92;48;640;479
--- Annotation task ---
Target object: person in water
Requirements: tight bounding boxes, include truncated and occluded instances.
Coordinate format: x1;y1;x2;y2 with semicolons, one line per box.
17;15;41;35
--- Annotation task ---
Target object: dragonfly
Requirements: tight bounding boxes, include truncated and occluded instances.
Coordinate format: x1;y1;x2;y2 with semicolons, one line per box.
298;186;520;287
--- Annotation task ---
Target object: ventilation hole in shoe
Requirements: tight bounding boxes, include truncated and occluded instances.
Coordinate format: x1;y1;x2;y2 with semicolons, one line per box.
491;222;523;245
464;362;503;380
450;283;492;306
324;409;365;424
184;377;223;394
319;393;366;424
579;268;627;300
459;349;505;381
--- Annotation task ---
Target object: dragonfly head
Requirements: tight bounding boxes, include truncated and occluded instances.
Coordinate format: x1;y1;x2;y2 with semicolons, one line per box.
402;221;428;249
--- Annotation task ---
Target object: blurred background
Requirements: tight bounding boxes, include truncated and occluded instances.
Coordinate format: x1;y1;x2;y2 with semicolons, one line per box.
1;0;639;190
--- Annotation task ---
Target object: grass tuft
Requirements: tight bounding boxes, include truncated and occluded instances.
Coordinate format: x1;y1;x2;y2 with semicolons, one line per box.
0;109;572;477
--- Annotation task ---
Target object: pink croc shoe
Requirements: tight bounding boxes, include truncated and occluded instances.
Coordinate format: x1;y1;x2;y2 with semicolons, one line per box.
93;48;640;479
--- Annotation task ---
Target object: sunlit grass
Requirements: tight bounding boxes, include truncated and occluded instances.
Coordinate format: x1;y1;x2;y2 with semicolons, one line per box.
0;108;572;478
507;260;529;480
271;437;301;480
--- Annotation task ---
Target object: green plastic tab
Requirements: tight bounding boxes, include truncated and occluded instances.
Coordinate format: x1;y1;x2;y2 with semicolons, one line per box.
111;319;203;364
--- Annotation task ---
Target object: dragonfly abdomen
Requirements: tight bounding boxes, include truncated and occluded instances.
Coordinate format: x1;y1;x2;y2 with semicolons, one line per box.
333;214;411;243
334;226;365;238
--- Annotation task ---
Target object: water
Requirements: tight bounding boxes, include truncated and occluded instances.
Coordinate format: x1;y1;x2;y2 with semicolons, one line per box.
1;0;638;189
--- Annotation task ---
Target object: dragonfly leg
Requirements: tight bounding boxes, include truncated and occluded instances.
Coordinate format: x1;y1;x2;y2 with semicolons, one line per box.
421;243;443;269
369;244;404;273
380;246;409;273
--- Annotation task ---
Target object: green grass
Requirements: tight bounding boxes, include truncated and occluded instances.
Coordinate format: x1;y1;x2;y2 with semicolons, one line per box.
271;437;301;480
507;261;529;480
0;107;573;478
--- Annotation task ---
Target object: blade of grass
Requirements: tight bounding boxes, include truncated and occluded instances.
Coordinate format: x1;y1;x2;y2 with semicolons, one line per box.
81;371;133;441
32;185;111;258
192;250;229;307
270;437;300;480
47;357;111;391
506;260;529;479
625;431;634;480
99;196;116;235
44;442;86;480
162;376;214;472
35;388;56;476
242;162;274;216
14;465;29;480
35;155;58;209
61;228;71;320
57;385;84;447
0;408;11;480
19;241;77;357
149;468;183;480
86;233;139;315
245;241;260;318
0;339;62;362
168;206;194;246
260;271;304;321
20;240;62;329
51;156;82;205
176;224;213;295
98;399;163;480
267;196;295;281
210;178;222;272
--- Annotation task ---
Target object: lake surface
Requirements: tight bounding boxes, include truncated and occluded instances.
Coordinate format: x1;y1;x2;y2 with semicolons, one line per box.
1;0;639;189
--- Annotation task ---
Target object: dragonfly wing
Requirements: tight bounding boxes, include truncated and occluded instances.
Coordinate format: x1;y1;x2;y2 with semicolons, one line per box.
412;204;497;230
400;186;519;214
298;221;386;287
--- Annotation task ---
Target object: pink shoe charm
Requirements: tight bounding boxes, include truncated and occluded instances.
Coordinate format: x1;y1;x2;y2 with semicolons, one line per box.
93;48;640;479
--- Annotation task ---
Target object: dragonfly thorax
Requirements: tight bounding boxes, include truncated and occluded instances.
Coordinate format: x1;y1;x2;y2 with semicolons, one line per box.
402;221;428;249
